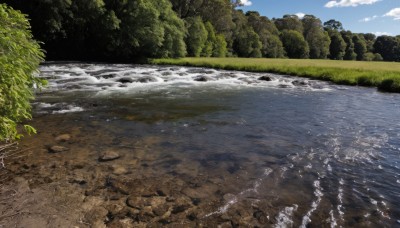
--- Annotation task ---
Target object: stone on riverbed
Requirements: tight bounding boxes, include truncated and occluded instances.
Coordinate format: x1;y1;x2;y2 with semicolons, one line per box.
107;178;130;195
99;150;120;162
55;134;71;142
48;145;69;153
111;164;128;175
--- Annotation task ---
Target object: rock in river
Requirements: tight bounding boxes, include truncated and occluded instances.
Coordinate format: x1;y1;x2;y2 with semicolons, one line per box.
258;76;274;81
49;145;69;153
55;134;71;142
99;150;120;162
117;77;134;84
194;75;213;82
292;80;309;86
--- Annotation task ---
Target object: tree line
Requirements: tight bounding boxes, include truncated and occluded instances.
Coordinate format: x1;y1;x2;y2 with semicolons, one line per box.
2;0;400;62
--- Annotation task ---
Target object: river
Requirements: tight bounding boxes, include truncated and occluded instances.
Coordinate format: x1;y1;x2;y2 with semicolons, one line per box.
6;63;400;227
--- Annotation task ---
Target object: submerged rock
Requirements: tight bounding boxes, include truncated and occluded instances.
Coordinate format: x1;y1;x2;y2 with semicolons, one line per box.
101;74;117;79
126;196;150;209
111;164;128;175
292;80;309;86
107;178;130;195
253;210;268;224
194;75;213;82
258;76;274;81
134;76;158;83
55;134;71;142
84;206;108;227
48;145;69;153
162;72;172;76
99;150;120;162
117;77;134;83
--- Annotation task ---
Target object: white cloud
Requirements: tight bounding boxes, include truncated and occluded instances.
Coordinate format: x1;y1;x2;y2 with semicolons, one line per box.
373;31;392;36
295;12;306;19
240;0;252;6
325;0;380;8
359;15;378;22
384;8;400;20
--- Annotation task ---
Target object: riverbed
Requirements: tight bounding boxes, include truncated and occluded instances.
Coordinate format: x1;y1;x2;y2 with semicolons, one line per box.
1;63;400;227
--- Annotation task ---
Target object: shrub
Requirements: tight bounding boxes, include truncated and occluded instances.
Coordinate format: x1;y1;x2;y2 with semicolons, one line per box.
0;4;45;141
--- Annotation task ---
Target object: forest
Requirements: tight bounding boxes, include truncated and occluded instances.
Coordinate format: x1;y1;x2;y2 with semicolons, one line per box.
2;0;400;62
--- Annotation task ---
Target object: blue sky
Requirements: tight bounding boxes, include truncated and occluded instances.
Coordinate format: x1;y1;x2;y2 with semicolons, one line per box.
238;0;400;36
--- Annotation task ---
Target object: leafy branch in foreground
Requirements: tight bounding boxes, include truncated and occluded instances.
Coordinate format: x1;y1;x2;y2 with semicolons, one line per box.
0;4;45;141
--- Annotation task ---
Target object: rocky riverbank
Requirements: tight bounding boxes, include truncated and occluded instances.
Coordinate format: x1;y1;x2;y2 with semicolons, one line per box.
0;127;276;227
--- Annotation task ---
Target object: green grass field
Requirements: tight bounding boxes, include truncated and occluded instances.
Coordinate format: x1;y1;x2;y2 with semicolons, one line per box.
152;58;400;93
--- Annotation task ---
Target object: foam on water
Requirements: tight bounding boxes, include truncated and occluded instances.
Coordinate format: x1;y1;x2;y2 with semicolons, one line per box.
274;204;298;228
301;180;324;228
52;105;84;114
205;167;274;217
38;64;332;96
33;102;84;114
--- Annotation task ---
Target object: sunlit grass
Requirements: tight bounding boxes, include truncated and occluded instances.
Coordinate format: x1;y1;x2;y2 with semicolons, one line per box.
152;58;400;93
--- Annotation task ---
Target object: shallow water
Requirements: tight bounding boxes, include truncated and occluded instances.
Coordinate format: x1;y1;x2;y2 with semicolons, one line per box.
15;63;400;226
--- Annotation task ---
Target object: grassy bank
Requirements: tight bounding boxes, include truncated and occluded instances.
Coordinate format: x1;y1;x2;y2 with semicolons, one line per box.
152;58;400;93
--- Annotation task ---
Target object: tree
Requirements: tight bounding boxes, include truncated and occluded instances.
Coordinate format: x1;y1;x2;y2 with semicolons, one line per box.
6;0;187;61
323;19;343;31
274;15;303;33
341;30;356;60
234;27;262;57
169;0;204;18
232;10;262;57
201;22;216;57
352;34;367;61
169;0;235;48
264;34;285;58
156;0;187;58
103;0;187;60
280;30;309;59
199;0;235;41
185;16;208;57
373;36;400;61
360;33;376;52
246;11;284;57
246;11;279;36
373;53;383;61
213;34;228;57
328;30;346;60
302;15;330;59
0;4;45;141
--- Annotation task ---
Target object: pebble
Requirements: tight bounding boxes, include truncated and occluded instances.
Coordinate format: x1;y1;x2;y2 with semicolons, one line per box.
49;145;69;153
55;134;71;142
111;165;128;175
108;178;130;195
99;150;120;162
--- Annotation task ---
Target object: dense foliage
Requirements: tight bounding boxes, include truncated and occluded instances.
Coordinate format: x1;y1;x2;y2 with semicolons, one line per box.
2;0;400;61
0;4;45;141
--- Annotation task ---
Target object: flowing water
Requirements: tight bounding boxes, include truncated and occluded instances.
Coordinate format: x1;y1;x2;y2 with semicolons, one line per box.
10;63;400;226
